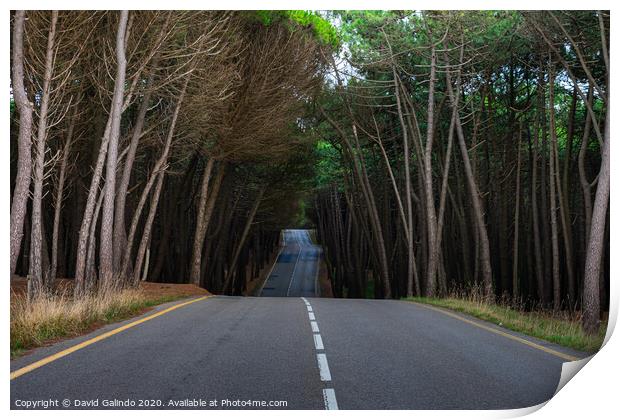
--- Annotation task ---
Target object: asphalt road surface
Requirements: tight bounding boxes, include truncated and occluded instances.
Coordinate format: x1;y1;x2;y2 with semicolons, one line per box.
259;229;319;298
11;229;588;410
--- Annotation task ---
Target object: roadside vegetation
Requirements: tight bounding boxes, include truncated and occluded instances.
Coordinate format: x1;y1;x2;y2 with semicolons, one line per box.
10;282;207;357
404;293;606;353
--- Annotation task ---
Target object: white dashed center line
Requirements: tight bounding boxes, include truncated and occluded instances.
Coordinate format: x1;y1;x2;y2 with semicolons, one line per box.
316;354;332;381
323;389;339;410
310;321;320;333
302;298;339;410
313;334;324;350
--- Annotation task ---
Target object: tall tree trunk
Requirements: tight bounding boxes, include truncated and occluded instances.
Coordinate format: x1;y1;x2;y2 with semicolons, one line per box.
113;76;155;274
10;10;33;276
530;120;545;303
133;169;165;285
512;123;522;300
582;104;609;335
393;73;417;297
122;75;190;279
189;157;216;285
436;109;457;296
99;10;129;286
579;85;595;249
423;45;438;297
28;11;58;299
51;111;76;283
222;187;266;294
548;65;561;311
445;60;494;299
75;120;110;296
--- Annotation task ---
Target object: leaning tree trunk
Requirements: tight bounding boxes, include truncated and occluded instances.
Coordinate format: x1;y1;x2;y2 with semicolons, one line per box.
222;187;266;294
445;63;494;299
189;157;216;285
121;75;190;280
582;104;610;336
579;85;595;249
131;75;190;284
113;80;154;274
10;10;33;277
133;169;166;286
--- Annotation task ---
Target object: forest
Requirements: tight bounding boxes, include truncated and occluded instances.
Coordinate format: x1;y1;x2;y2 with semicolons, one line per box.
10;10;609;339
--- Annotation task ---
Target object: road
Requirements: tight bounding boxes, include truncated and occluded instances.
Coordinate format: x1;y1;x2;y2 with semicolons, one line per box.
259;230;319;298
11;229;587;410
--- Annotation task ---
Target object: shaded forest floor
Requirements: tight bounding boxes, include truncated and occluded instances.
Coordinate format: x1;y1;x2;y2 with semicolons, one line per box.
10;277;210;358
404;296;606;353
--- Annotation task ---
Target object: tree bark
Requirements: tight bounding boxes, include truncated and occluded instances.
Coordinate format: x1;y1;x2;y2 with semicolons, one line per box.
122;74;190;279
99;10;129;286
10;11;33;277
51;111;76;283
113;75;155;274
189;157;216;285
548;65;561;311
422;44;438;297
512;122;522;300
582;104;609;335
445;59;494;299
28;11;58;299
222;186;266;294
393;73;417;297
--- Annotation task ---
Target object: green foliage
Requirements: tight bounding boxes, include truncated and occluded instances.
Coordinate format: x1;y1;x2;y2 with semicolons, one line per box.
314;139;344;189
255;10;340;48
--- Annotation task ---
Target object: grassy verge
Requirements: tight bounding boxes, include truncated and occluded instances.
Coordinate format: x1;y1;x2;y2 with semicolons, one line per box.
11;289;187;358
403;296;606;353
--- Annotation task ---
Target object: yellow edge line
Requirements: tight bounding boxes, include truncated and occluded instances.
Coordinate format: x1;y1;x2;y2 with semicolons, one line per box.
10;295;212;380
407;301;579;362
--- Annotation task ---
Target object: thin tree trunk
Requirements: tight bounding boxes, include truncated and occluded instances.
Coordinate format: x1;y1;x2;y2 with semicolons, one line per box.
51;112;76;283
436;108;457;296
122;75;190;279
75;119;111;296
133;169;165;285
530;119;545;303
512;122;522;300
10;11;33;277
28;11;58;299
548;65;561;311
582;104;609;335
189;157;216;285
99;10;129;286
222;187;266;294
393;73;417;297
445;59;494;299
192;162;226;286
113;76;155;273
423;44;438;297
85;186;105;291
579;85;594;248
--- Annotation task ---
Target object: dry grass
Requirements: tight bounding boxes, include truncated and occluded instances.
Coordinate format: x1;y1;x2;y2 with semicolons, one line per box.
404;288;606;353
10;287;185;357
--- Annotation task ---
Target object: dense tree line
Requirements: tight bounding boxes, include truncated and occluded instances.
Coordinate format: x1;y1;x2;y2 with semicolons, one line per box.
9;10;611;336
10;11;331;298
311;11;609;334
